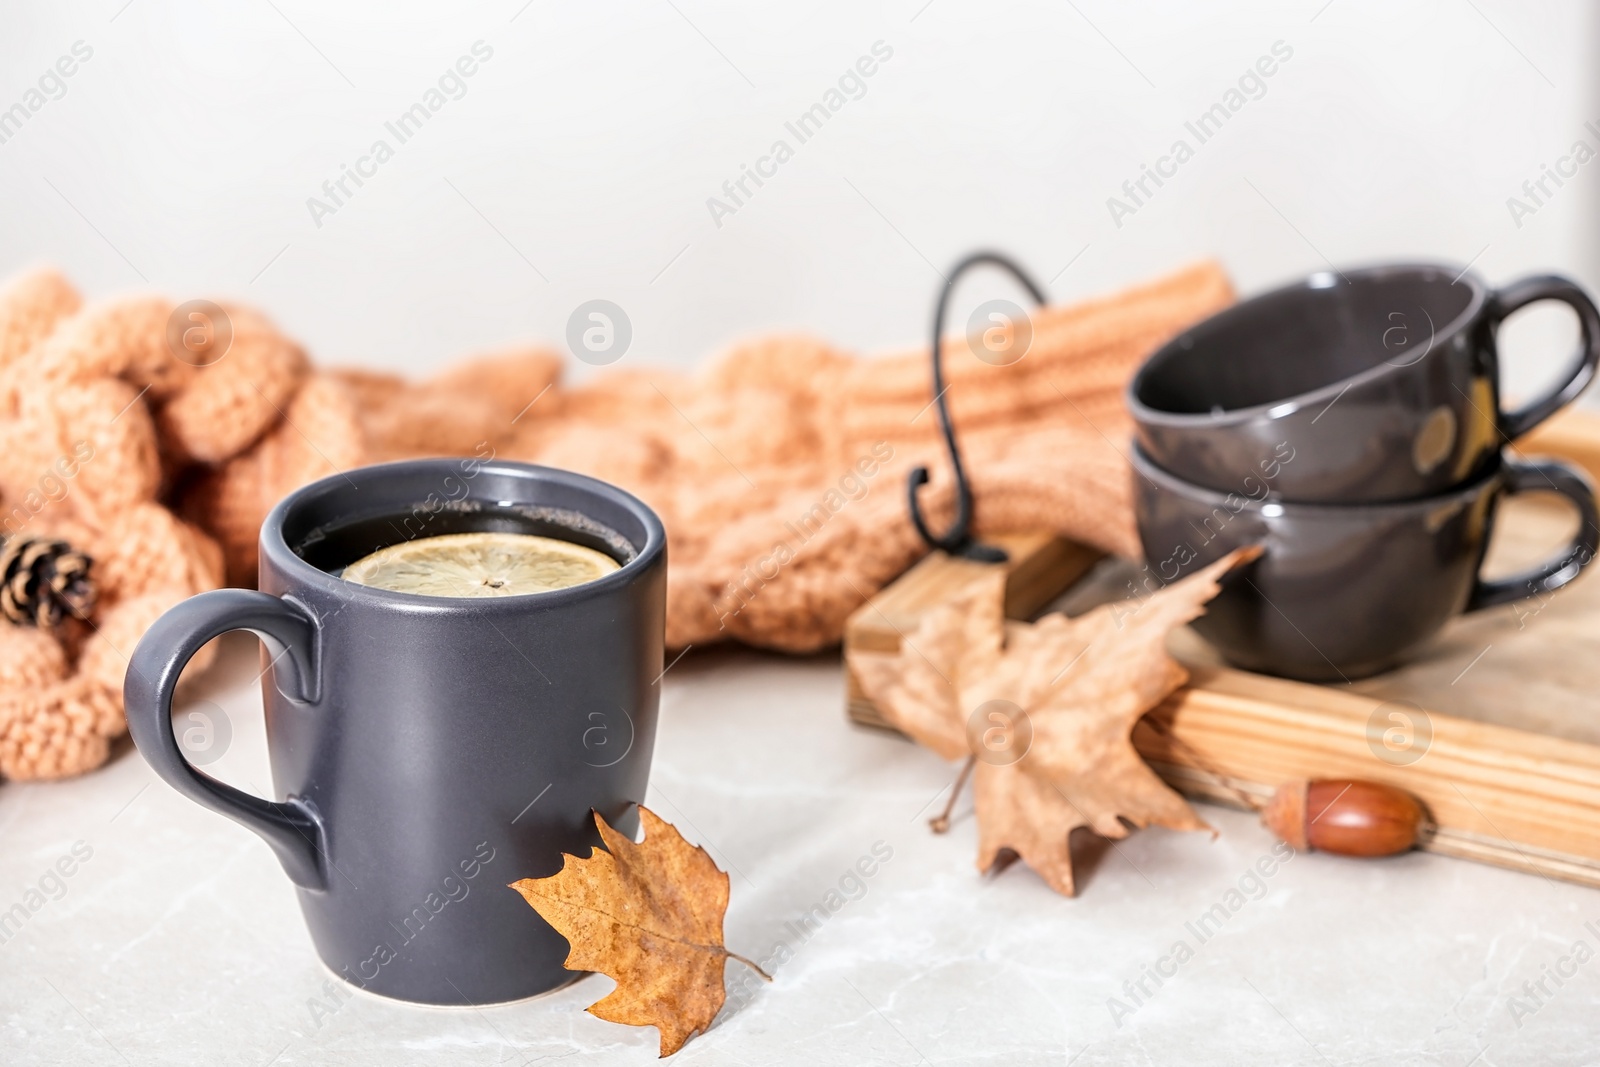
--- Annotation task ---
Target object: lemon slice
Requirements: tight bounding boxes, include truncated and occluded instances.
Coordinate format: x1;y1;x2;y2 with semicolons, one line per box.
341;532;620;598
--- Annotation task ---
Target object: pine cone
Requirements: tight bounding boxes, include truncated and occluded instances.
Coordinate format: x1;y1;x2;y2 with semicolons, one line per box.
0;537;96;629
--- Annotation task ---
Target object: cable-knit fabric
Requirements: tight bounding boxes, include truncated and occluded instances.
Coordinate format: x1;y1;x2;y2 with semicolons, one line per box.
0;261;1232;780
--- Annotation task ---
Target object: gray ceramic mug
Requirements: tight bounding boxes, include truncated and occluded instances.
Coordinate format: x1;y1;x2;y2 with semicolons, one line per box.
1129;264;1600;502
1131;444;1598;681
125;458;666;1005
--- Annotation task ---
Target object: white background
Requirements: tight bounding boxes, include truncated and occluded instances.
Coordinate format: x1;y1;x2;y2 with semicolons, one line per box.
0;0;1596;399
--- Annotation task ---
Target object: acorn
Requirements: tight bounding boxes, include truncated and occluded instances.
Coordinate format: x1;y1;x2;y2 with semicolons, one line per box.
1262;779;1429;857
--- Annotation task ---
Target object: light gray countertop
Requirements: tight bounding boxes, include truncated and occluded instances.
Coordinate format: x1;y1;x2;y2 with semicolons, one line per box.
1;636;1596;1066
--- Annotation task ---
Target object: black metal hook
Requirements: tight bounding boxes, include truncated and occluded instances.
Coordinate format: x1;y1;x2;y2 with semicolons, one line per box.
907;251;1048;562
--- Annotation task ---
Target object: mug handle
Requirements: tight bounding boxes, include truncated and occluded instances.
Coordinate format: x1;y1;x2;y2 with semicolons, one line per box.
124;589;329;892
1492;275;1600;440
1466;460;1600;612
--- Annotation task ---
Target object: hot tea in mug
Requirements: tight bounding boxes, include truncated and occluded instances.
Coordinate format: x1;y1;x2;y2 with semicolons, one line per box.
125;458;667;1005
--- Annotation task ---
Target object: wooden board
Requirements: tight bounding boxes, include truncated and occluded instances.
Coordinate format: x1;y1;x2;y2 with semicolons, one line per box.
844;532;1102;723
845;407;1600;888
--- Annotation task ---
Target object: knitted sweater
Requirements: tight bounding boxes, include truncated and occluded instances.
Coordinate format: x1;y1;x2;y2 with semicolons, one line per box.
0;261;1232;780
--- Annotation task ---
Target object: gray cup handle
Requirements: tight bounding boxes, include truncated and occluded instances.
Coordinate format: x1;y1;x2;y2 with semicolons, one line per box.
1467;460;1600;612
1493;274;1600;441
124;589;328;891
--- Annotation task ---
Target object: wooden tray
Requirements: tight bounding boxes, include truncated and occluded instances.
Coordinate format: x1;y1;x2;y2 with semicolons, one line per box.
845;407;1600;888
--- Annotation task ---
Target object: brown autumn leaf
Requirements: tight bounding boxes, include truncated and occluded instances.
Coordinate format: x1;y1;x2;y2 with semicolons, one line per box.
851;546;1258;896
508;806;768;1057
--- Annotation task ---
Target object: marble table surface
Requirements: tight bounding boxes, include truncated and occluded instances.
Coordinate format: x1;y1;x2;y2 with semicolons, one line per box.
2;634;1597;1067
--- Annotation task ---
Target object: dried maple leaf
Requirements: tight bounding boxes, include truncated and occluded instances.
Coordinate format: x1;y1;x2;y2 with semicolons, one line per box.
509;806;768;1057
851;546;1257;896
